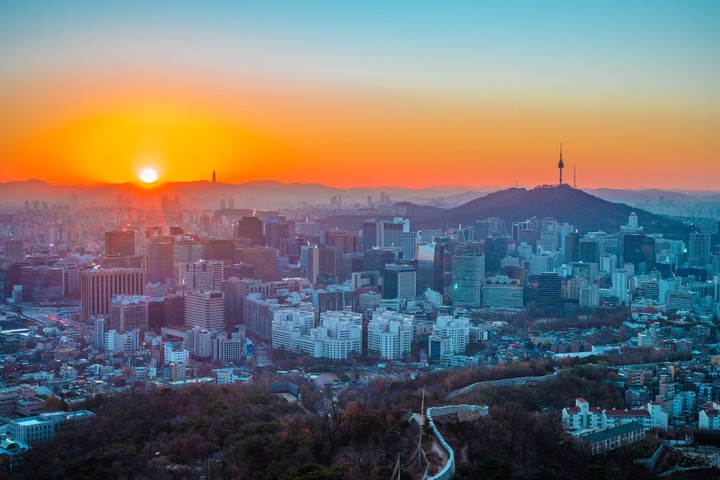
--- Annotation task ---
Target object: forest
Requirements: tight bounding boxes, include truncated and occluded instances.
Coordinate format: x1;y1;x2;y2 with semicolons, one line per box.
12;363;705;479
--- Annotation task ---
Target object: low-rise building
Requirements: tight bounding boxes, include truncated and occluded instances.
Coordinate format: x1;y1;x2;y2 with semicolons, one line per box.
584;421;646;455
0;434;29;473
699;403;720;430
8;410;96;445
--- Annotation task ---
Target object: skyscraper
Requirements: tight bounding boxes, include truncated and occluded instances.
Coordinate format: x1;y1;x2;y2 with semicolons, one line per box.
179;259;224;291
3;239;24;265
236;217;263;246
362;218;409;250
325;230;360;255
93;317;106;350
452;245;485;308
483;237;508;274
204;239;234;266
147;241;174;284
382;264;417;300
536;272;562;308
308;245;341;284
105;230;135;256
80;268;145;321
612;268;629;304
185;290;225;331
237;247;278;281
416;243;445;294
688;232;711;268
363;248;398;273
108;295;149;332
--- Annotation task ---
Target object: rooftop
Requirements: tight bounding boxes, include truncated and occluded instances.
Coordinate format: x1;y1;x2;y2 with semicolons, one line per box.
584;422;645;444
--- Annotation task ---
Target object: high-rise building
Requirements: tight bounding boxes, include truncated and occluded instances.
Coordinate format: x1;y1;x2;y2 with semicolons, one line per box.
164;294;185;326
688;232;711;268
178;259;224;291
362;218;409;250
108;295;149;332
105;329;140;352
80;268;145;322
623;234;646;271
432;316;470;355
185;290;225;331
192;327;214;359
363;248;399;273
105;230;135;256
308;245;341;284
565;232;580;263
220;277;243;326
483;237;508;274
536;272;562;308
236;217;263;246
579;284;600;308
578;237;600;264
204;239;234;266
367;311;413;360
56;258;80;296
402;232;417;261
428;335;452;365
325;230;360;255
452;245;485;308
173;240;205;268
416;243;444;294
146;297;165;332
3;239;24;265
612;269;630;304
237;247;277;281
147;241;175;284
93;317;106;350
382;264;417;300
339;253;364;283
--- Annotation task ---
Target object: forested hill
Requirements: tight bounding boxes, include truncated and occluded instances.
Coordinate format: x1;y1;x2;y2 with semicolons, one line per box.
408;184;690;239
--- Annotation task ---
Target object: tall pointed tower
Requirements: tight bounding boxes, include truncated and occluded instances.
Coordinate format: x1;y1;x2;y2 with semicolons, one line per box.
558;144;564;185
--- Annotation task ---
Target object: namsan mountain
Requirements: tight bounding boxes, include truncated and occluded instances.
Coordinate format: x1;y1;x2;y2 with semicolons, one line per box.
406;184;690;239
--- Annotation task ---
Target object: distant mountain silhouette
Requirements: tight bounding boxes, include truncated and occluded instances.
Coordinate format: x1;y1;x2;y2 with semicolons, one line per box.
0;179;495;210
409;184;690;239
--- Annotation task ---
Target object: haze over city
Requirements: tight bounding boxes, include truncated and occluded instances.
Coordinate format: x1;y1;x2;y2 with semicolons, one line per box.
1;1;719;189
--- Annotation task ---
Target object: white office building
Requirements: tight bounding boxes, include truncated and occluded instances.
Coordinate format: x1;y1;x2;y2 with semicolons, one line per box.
432;316;470;354
185;290;225;331
367;310;413;360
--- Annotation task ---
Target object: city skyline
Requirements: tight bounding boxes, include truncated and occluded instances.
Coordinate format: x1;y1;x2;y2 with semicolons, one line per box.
1;1;719;189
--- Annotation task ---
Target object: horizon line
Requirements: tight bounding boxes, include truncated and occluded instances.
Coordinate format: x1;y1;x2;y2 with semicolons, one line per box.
2;178;720;194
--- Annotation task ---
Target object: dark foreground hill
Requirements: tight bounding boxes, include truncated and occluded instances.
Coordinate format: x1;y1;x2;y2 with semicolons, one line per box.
410;184;690;239
13;364;692;480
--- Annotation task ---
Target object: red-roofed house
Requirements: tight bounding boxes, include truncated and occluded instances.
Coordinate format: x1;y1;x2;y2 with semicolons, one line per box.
699;405;720;430
562;398;668;434
562;398;602;431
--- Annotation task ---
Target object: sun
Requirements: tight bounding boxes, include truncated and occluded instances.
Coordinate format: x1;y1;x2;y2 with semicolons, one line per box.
139;167;158;183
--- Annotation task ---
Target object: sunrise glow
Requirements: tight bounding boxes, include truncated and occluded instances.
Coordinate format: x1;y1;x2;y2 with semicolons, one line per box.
0;2;718;189
139;167;158;184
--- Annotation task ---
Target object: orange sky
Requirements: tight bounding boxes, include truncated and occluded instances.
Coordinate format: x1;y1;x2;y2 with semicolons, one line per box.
1;3;719;189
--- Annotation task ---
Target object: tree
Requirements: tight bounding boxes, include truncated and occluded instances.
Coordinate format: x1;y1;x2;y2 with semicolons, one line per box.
44;394;64;412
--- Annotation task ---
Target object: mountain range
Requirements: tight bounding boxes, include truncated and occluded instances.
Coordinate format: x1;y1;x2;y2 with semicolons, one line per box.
1;179;718;212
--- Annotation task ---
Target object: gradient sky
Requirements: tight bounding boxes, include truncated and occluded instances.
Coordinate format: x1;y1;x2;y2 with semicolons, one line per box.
1;1;719;189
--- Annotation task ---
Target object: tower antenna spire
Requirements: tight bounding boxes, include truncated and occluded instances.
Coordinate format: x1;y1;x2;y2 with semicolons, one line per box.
573;164;576;189
557;143;564;185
